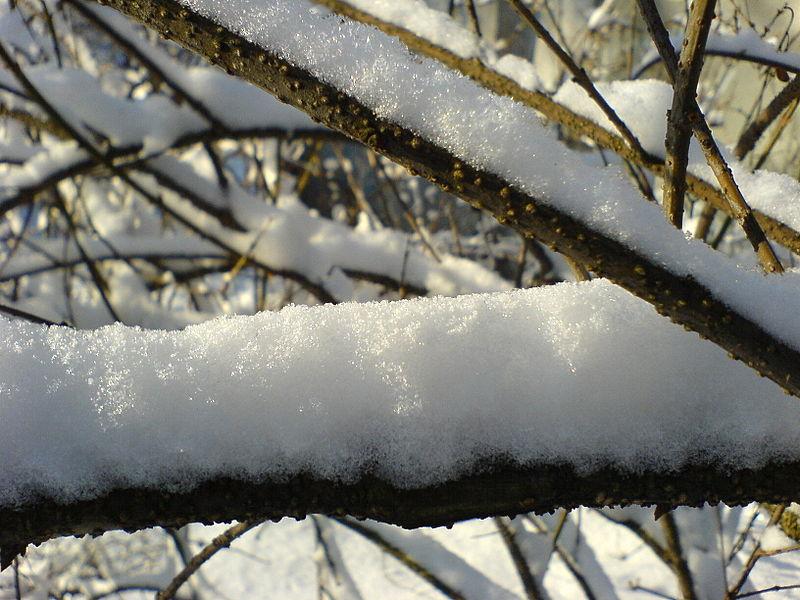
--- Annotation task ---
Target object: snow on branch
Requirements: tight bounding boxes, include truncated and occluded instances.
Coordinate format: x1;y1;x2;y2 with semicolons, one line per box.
312;0;800;256
3;280;800;561
635;27;800;79
88;0;800;397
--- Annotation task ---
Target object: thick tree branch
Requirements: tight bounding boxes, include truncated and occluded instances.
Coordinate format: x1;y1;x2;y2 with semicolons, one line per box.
4;459;800;570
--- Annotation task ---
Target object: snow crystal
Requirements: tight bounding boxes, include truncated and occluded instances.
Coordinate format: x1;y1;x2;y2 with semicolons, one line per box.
2;280;800;505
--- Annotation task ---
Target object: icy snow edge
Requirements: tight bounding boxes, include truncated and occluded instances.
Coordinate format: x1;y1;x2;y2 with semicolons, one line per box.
2;280;799;506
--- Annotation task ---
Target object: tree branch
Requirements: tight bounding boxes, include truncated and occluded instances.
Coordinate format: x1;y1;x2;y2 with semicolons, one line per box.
309;0;800;261
5;459;800;570
735;75;800;160
507;0;646;160
662;0;716;229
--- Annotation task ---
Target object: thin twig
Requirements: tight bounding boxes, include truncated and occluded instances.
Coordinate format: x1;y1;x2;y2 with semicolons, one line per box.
0;302;68;326
64;0;229;133
736;583;800;598
334;517;466;600
494;517;546;600
660;513;698;600
156;521;258;600
725;505;786;600
525;513;599;600
507;0;647;159
752;97;799;171
662;0;717;228
695;202;716;241
735;76;800;160
464;0;481;36
13;557;20;600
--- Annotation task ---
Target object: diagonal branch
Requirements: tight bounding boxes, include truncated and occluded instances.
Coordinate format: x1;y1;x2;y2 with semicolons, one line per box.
306;0;800;259
156;521;258;600
507;0;646;160
734;75;800;160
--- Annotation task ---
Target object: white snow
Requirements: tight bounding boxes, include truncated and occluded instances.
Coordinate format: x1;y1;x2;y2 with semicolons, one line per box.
637;27;800;78
2;279;799;506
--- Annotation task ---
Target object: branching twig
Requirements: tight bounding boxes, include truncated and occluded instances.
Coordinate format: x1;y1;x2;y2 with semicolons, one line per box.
662;0;716;228
635;0;783;273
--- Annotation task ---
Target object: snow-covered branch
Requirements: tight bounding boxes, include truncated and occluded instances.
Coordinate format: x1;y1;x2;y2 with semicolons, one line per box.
3;280;800;564
309;0;800;256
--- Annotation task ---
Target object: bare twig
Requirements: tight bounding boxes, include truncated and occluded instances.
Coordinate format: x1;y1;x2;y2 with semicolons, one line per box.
736;583;800;598
725;505;786;600
13;557;20;600
660;513;698;600
464;0;481;36
694;202;716;241
156;521;258;600
507;0;647;159
494;517;546;600
334;518;466;600
752;97;799;171
0;302;68;326
525;513;599;600
64;0;229;133
662;0;716;228
735;76;800;160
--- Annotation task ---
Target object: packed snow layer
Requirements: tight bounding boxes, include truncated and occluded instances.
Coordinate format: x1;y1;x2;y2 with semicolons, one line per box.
2;279;799;506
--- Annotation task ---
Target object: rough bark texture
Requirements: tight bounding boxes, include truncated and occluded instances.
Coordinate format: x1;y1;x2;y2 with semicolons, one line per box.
662;0;716;228
636;0;784;273
3;459;800;568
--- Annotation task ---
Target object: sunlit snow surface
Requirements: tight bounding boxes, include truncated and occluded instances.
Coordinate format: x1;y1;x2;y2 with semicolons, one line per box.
2;280;798;505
